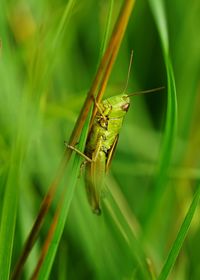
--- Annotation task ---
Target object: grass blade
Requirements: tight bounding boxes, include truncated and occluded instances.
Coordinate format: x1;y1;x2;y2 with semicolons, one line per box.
148;0;169;53
0;165;19;280
144;0;177;228
158;183;200;280
53;0;76;48
99;0;114;59
34;111;91;280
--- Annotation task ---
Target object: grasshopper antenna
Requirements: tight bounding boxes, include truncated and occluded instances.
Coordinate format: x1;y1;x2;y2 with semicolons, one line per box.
122;50;134;94
127;86;165;97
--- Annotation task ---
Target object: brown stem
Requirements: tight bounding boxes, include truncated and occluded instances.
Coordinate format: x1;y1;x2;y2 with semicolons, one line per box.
30;200;62;280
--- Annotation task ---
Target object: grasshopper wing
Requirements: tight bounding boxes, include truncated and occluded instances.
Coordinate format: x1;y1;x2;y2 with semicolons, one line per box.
85;149;106;215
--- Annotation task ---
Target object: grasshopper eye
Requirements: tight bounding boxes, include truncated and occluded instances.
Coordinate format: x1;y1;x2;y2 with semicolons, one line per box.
121;103;130;111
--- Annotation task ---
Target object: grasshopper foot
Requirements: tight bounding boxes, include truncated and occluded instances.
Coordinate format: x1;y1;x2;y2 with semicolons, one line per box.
92;207;101;216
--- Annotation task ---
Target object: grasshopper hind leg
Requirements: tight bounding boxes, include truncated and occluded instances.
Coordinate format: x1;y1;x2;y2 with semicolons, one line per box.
64;142;92;162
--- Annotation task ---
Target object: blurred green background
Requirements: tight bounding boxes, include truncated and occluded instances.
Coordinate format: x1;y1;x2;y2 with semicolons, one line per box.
0;0;200;279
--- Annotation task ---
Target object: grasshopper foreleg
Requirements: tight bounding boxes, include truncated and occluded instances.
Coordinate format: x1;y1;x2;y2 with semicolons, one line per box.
92;95;107;121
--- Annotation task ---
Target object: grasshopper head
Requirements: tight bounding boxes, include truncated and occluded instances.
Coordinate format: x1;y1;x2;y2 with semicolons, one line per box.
102;94;130;118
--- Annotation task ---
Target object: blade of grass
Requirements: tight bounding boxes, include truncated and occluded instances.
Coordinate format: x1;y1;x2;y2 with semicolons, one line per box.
99;0;114;60
36;0;76;95
52;0;76;49
158;183;200;280
104;191;151;280
144;0;177;229
148;0;169;54
0;161;19;280
31;110;91;280
0;50;36;280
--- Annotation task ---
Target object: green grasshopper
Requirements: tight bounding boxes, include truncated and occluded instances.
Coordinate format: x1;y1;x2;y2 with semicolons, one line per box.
83;93;130;214
67;93;130;215
67;86;163;215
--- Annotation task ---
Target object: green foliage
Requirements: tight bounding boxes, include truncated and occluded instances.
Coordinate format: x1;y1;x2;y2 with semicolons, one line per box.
0;0;200;279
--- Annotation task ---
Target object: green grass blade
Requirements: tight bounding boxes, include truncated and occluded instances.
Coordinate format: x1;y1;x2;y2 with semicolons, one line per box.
144;0;177;227
52;0;76;50
99;0;114;59
148;0;169;53
158;183;200;280
0;164;19;280
36;111;91;280
0;21;28;277
105;188;151;280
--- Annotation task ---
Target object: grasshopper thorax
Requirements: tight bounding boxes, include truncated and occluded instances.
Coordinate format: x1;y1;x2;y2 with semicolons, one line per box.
101;94;130;119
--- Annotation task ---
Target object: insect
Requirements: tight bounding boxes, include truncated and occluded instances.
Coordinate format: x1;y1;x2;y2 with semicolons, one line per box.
68;86;163;215
67;53;163;215
84;93;130;214
67;93;130;215
83;88;163;214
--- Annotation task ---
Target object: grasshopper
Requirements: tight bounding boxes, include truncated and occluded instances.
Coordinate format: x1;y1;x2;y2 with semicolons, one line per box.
67;93;130;215
67;53;163;215
84;93;130;214
67;87;164;215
